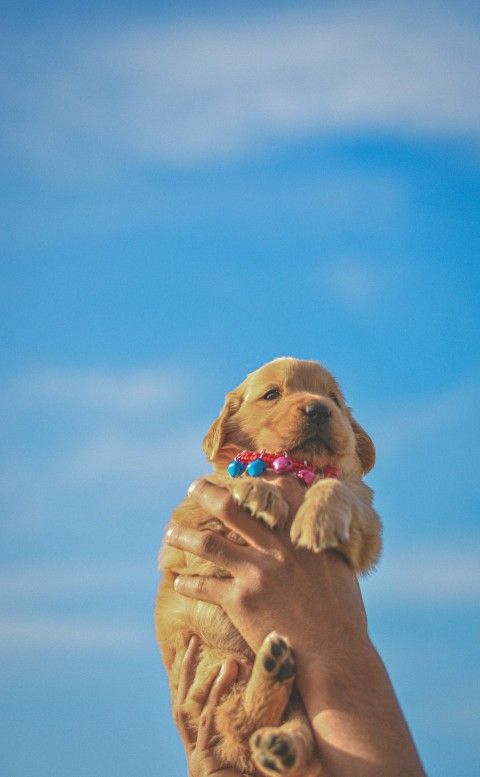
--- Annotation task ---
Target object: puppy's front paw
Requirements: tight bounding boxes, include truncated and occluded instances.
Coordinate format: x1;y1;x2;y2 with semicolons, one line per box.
290;499;351;553
250;728;298;775
232;480;289;529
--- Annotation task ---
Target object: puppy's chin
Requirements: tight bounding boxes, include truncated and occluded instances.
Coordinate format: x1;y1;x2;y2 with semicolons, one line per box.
288;436;336;465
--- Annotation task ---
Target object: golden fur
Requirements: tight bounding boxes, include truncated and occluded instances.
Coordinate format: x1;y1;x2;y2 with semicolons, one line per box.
155;357;382;776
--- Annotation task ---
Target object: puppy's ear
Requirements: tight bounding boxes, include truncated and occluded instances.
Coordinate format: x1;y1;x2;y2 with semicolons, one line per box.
349;415;376;474
202;391;242;462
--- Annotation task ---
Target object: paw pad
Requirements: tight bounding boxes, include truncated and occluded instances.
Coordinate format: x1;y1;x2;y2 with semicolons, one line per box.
251;729;297;773
262;635;295;683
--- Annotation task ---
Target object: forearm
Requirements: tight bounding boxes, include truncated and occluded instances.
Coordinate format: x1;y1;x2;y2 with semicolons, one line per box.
297;638;426;777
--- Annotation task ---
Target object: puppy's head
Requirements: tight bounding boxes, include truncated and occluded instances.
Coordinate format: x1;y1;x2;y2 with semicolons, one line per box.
203;357;375;476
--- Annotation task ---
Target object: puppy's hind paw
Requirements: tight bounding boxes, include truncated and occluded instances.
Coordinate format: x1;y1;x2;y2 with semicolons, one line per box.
245;632;295;729
250;728;298;775
259;632;295;683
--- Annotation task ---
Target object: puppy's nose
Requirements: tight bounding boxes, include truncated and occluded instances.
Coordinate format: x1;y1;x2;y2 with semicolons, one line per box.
303;402;331;424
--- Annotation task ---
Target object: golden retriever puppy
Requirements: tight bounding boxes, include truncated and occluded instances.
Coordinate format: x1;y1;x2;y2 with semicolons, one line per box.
156;357;382;776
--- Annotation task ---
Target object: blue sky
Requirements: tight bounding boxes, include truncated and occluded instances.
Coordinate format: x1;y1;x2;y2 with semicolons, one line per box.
1;1;479;775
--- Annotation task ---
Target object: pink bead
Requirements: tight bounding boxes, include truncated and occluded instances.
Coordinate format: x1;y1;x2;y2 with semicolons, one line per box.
272;455;293;473
297;468;316;486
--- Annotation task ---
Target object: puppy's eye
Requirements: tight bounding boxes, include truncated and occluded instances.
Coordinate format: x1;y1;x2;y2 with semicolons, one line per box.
329;392;341;407
263;389;281;401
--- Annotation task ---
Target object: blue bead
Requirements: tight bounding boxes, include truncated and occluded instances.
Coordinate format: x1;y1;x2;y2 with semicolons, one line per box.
228;460;246;478
247;459;267;477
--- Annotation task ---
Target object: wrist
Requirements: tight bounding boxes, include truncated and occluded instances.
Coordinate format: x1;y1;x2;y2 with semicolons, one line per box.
297;639;426;777
296;630;376;713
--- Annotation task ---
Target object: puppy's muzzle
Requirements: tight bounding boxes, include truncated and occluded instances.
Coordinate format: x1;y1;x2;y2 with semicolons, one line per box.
302;402;331;425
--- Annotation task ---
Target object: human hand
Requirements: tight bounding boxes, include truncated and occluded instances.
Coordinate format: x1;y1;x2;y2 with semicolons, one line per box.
174;635;245;777
167;476;369;672
167;477;427;777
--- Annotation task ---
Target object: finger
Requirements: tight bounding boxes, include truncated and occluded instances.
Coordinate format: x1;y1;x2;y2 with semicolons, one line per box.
166;524;248;574
187;478;284;549
174;573;232;606
196;659;239;751
173;636;200;747
177;635;199;708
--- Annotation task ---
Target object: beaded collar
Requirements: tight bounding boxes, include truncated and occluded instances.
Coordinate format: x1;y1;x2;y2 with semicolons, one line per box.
227;450;339;486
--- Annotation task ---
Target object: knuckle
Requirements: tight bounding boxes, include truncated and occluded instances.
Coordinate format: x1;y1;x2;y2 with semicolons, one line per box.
199;530;219;556
273;546;289;565
235;589;250;610
216;490;237;517
235;580;255;607
234;565;270;607
252;568;269;593
194;576;209;596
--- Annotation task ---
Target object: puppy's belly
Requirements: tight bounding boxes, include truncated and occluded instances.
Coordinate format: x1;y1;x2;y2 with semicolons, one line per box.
156;576;252;670
188;597;249;655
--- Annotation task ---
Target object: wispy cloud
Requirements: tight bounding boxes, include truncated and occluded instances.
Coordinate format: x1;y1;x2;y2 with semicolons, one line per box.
324;259;407;313
0;365;208;536
3;366;189;414
1;543;477;655
64;428;206;484
0;559;154;653
0;615;150;652
0;559;153;599
362;543;480;606
2;1;480;174
369;370;480;459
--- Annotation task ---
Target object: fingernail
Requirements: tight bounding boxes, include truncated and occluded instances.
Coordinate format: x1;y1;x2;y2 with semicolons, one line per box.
165;527;174;543
216;659;238;685
187;479;200;497
173;576;181;590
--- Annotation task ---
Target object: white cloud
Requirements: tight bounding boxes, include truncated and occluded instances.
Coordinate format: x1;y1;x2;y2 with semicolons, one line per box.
1;544;477;655
64;427;207;484
0;559;157;653
0;556;158;653
368;370;480;459
362;543;480;606
328;263;379;309
325;259;404;312
0;559;153;599
4;366;188;414
2;1;480;173
0;365;209;536
0;614;149;652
